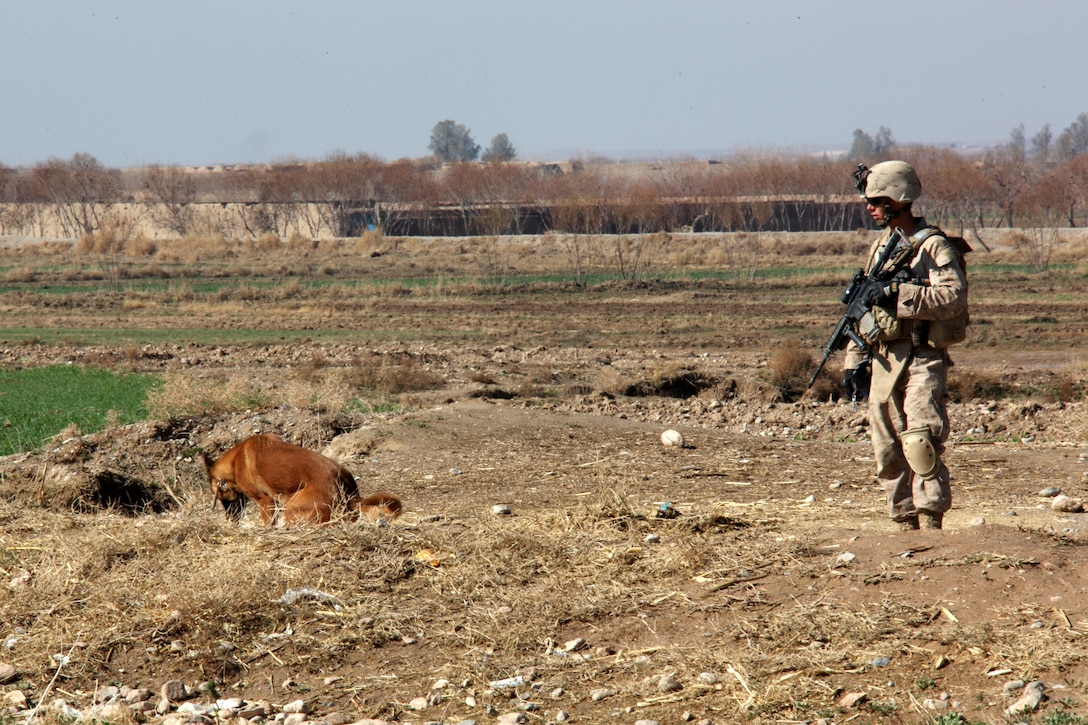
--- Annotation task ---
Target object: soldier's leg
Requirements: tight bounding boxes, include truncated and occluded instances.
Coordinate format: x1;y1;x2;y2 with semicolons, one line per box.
903;352;952;523
869;393;914;525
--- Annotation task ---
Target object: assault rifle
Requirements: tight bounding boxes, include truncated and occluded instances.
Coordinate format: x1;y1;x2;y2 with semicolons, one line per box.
807;226;915;391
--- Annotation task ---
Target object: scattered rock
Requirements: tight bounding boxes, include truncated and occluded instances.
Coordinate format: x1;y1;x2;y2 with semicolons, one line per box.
590;687;617;701
491;504;512;515
0;662;16;684
1051;495;1083;513
160;680;189;702
1039;486;1062;497
4;690;27;709
1005;680;1046;717
660;429;685;447
839;691;868;708
656;674;682;693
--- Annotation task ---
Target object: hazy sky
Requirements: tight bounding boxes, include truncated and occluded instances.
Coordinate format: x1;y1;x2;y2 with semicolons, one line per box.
2;0;1085;168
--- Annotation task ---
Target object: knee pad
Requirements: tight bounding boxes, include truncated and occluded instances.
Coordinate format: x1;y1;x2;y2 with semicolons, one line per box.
900;426;939;480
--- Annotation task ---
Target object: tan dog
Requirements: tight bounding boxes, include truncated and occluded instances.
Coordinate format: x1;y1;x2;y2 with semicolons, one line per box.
203;433;401;525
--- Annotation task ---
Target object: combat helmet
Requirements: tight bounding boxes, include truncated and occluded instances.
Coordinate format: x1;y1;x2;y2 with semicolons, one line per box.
853;160;922;203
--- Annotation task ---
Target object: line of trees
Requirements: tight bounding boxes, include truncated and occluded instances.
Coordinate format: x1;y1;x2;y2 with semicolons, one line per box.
3;115;1088;238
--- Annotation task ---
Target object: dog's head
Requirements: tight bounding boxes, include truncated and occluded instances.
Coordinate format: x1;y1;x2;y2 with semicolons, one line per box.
203;452;247;521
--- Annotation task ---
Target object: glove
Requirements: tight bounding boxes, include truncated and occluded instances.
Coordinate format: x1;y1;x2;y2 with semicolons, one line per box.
842;361;872;402
863;281;899;308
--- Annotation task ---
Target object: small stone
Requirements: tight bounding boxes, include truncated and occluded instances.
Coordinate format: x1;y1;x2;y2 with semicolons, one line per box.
590;687;617;701
657;675;681;693
491;504;512;516
126;688;154;704
969;516;986;526
282;699;309;714
495;713;527;725
923;698;950;711
871;656;891;667
1005;680;1046;717
563;638;586;652
160;680;189;702
697;672;718;685
283;713;307;725
635;720;662;725
645;533;661;543
238;702;271;718
1004;679;1026;693
555;711;570;722
1039;486;1062;497
839;691;868;708
661;429;685;447
4;690;28;709
89;703;130;723
322;713;352;725
1051;495;1083;513
0;662;18;684
407;696;429;711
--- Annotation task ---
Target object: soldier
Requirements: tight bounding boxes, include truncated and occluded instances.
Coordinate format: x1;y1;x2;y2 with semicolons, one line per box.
844;161;969;530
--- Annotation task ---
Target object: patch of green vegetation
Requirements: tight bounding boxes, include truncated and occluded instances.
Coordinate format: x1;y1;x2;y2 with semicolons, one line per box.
346;399;399;415
0;365;158;455
931;714;986;725
1042;702;1088;725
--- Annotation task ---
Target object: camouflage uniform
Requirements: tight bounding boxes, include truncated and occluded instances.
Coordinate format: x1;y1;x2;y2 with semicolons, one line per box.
844;222;968;525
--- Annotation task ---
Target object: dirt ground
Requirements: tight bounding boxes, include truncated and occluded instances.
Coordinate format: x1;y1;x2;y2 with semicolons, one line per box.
2;233;1088;724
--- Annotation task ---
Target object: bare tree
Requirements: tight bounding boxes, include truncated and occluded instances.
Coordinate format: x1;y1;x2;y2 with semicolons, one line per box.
143;165;198;236
28;154;121;237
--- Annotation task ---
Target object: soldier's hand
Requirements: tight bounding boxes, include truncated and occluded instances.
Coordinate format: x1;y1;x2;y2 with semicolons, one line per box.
842;362;871;401
863;282;899;308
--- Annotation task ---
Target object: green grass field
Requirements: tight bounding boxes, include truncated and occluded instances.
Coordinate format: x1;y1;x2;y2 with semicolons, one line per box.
0;365;158;456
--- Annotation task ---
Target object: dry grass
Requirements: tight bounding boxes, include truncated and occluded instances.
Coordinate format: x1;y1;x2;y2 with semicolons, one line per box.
4;482;1081;722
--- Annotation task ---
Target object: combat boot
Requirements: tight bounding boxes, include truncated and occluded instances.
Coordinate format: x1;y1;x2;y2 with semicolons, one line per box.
897;516;919;531
918;510;943;530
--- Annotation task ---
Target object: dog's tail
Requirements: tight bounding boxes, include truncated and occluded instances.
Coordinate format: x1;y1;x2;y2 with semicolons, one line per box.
350;493;403;521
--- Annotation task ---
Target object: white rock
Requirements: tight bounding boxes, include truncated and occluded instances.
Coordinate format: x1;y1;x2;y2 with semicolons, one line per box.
660;429;685;447
491;504;512;515
1051;495;1083;513
1005;680;1045;717
4;690;28;709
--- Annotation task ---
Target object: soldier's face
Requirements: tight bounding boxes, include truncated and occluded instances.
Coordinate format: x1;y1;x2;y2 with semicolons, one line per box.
866;197;904;227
